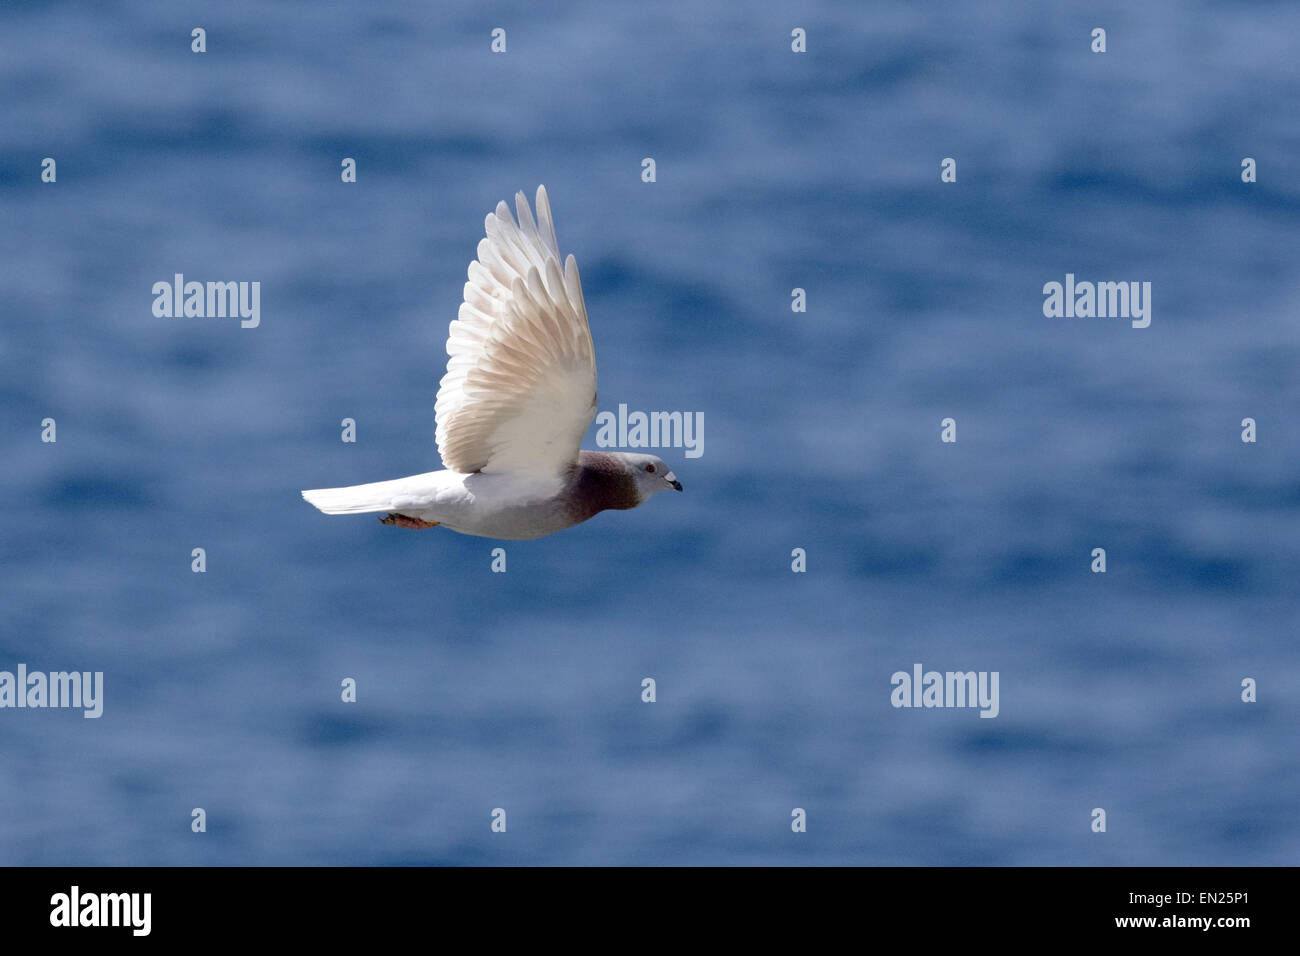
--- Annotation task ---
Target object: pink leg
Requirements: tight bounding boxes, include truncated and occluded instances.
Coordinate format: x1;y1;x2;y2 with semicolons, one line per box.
379;514;439;529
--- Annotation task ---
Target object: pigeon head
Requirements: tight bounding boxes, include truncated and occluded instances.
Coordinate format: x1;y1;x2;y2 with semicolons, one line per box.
615;452;683;501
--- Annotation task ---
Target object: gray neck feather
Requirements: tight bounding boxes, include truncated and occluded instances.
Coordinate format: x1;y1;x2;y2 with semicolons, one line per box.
567;451;641;521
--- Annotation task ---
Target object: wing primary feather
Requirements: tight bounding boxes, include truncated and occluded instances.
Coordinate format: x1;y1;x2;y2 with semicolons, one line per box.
435;187;597;477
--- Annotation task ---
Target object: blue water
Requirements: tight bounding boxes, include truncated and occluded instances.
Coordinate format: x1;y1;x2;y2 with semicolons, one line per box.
2;0;1298;865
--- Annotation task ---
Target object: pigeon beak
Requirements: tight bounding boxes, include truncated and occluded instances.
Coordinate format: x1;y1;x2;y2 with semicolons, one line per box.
665;473;682;491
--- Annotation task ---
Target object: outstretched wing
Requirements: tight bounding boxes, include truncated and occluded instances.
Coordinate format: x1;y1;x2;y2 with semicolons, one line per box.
434;186;597;478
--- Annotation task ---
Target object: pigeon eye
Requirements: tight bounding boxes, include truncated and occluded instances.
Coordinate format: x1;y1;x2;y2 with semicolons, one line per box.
645;464;656;473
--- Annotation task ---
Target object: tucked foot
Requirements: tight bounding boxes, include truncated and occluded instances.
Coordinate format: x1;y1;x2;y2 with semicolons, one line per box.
380;514;439;529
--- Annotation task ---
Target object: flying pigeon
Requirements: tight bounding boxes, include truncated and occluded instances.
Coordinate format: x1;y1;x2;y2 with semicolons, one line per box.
302;186;682;539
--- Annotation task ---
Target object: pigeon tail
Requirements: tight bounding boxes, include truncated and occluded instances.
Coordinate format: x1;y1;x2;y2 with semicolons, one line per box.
302;477;416;515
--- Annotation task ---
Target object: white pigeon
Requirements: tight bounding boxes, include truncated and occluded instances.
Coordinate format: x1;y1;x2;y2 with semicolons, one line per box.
302;186;682;540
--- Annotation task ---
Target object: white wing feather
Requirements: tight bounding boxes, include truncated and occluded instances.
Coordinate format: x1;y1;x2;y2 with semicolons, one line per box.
434;186;596;477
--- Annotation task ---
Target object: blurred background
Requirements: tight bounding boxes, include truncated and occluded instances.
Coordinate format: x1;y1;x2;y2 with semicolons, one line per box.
2;0;1298;864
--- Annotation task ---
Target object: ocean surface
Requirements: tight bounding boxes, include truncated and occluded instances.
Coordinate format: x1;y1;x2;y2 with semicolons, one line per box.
2;0;1298;865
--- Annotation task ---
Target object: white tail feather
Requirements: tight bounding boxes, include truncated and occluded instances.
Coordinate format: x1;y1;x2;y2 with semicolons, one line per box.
302;478;410;515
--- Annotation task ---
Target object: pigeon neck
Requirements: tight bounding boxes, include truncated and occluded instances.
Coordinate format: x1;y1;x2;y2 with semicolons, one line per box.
571;451;641;518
